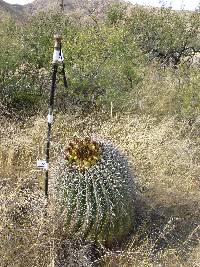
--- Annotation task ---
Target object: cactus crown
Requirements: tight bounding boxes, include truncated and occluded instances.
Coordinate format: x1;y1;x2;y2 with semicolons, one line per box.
64;137;101;170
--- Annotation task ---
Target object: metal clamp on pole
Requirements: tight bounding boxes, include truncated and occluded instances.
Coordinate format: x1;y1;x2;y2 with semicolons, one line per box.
53;34;64;63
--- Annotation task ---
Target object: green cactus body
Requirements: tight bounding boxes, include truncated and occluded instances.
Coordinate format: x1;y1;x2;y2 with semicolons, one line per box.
54;138;135;246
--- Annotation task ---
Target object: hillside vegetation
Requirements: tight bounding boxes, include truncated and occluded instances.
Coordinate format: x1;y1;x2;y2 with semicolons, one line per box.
24;0;121;15
0;3;200;266
0;0;24;20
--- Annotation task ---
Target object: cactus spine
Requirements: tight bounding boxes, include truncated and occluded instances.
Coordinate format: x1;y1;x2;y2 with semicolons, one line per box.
54;137;135;246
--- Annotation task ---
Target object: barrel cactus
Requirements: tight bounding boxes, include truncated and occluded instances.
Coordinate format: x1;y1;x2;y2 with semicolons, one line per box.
53;137;136;246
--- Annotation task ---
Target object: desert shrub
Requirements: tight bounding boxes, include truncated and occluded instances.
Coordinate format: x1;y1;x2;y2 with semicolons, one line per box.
0;13;70;114
106;2;127;25
128;7;200;66
3;63;50;115
175;67;200;118
61;21;143;111
0;11;144;115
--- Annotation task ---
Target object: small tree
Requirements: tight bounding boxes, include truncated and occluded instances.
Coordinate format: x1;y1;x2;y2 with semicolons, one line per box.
128;7;200;66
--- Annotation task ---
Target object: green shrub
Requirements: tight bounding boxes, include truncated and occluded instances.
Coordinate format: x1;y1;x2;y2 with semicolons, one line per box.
0;12;143;114
128;7;200;66
175;67;200;118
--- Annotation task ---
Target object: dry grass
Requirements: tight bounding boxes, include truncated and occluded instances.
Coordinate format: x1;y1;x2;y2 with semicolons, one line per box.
0;110;199;266
0;67;200;266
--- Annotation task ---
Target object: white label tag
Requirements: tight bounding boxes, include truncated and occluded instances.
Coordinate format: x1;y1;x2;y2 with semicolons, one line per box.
37;160;47;169
37;160;50;170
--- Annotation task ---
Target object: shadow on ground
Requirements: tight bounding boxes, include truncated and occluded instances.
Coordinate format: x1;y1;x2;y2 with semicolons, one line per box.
54;188;200;267
133;190;200;261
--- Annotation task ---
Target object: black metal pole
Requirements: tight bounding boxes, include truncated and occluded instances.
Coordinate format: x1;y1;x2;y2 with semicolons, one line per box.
60;0;65;11
45;63;58;198
43;34;67;199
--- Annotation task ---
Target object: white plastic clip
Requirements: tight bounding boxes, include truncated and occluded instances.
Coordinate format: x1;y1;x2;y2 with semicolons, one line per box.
45;163;49;170
53;49;64;63
53;34;64;63
48;114;53;124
